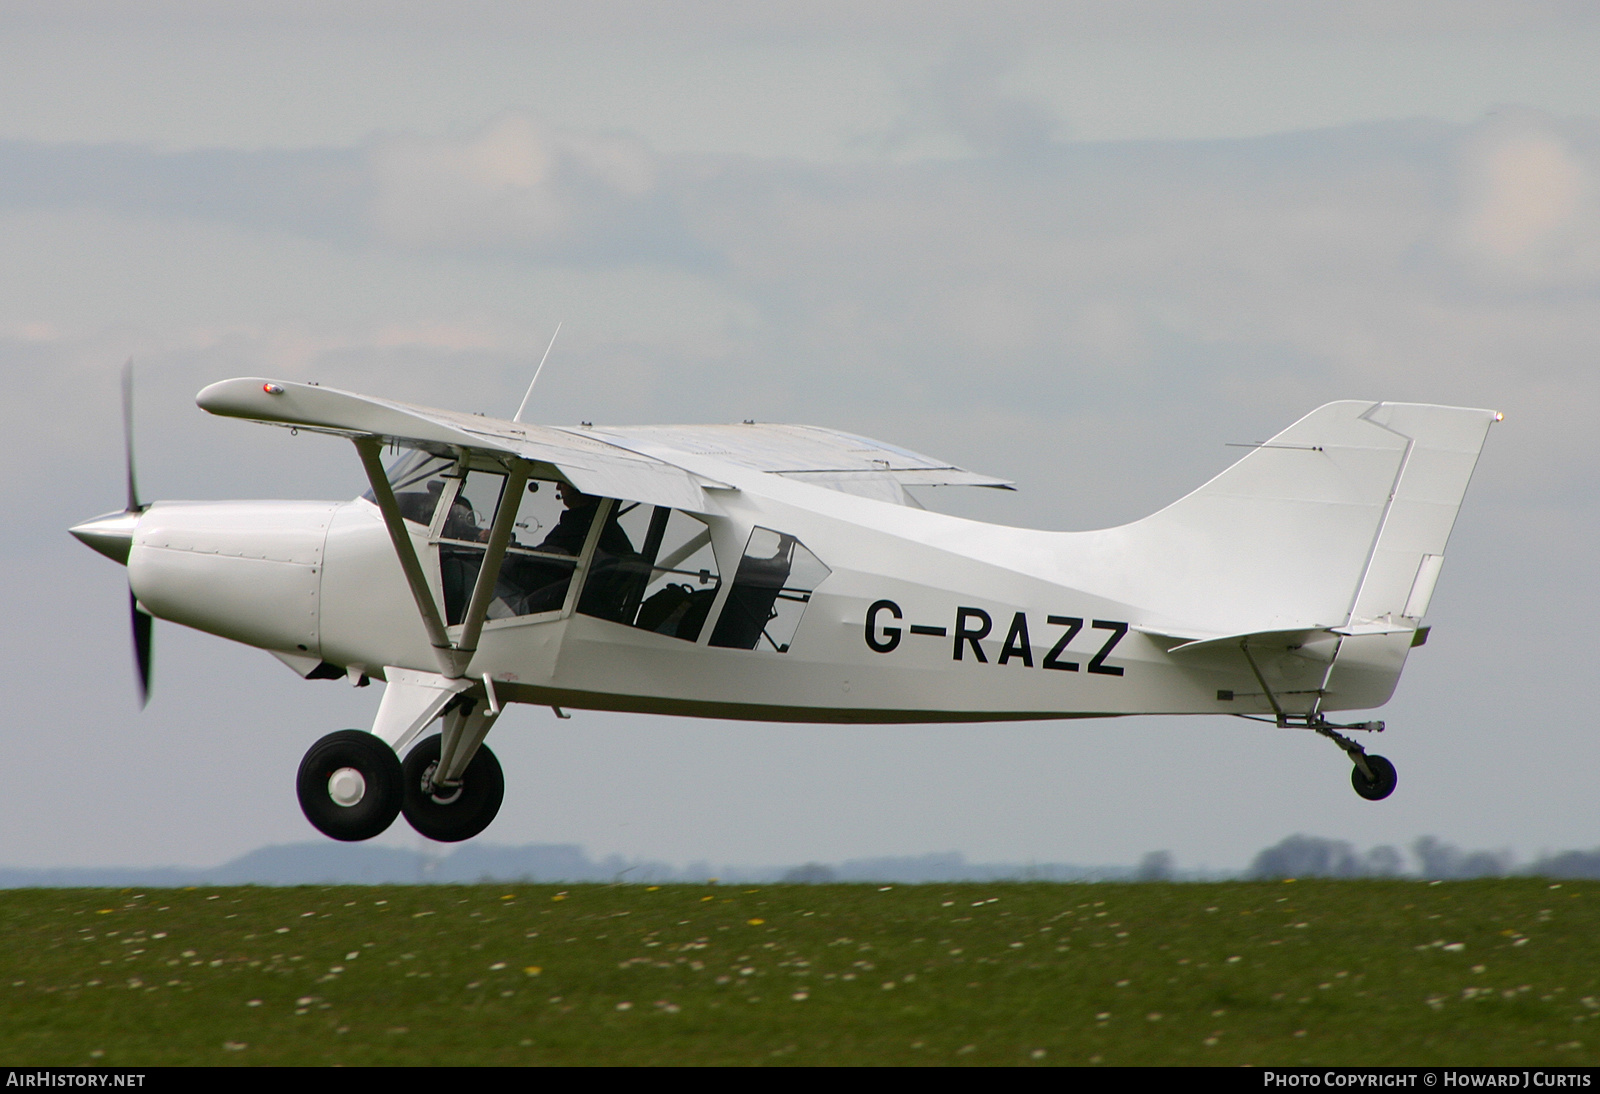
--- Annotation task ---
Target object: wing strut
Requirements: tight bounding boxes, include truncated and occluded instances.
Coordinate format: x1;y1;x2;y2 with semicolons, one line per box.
356;439;527;680
354;438;466;676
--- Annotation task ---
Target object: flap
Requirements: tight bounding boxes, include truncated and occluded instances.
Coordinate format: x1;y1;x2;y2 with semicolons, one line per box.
594;422;1015;488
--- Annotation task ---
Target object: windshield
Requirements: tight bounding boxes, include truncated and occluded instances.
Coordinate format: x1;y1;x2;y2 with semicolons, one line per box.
362;448;456;526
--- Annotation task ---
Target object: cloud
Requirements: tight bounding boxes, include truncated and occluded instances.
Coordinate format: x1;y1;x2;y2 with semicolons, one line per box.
5;110;1598;519
367;113;662;255
1449;108;1600;286
913;43;1066;158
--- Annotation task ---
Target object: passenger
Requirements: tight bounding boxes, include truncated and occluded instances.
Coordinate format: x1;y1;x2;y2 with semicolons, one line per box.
497;483;633;616
535;483;630;556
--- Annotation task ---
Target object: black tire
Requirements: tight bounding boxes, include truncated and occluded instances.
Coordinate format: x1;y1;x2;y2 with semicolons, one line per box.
296;730;404;841
1351;754;1398;801
401;735;505;842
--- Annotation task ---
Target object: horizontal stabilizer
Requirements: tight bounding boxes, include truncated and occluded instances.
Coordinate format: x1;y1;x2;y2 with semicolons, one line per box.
1156;627;1326;656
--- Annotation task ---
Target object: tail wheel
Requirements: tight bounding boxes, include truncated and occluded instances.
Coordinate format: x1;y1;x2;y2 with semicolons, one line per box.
401;734;505;842
1352;754;1398;801
296;730;404;841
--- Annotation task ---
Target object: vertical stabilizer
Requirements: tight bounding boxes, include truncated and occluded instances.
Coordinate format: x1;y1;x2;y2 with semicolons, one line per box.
1087;400;1497;644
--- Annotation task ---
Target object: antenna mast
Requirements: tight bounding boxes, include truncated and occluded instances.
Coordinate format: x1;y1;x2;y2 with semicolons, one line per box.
514;322;562;423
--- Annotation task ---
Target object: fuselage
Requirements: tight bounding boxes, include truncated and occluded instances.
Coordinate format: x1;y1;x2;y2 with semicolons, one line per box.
107;462;1401;724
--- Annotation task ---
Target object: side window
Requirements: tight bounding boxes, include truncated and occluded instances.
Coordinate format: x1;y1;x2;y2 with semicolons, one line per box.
709;528;830;652
369;452;632;626
578;504;722;641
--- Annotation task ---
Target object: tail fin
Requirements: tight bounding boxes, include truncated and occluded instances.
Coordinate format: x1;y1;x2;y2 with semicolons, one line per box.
1101;400;1497;638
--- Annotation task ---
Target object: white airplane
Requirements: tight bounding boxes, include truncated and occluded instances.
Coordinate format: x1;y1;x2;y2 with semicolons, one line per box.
70;373;1499;843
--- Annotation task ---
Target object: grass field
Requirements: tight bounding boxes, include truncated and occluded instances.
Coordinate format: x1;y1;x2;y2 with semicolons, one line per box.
0;879;1595;1066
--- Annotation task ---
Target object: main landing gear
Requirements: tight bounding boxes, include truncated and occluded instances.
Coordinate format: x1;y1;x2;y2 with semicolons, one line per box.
401;733;505;842
296;697;507;842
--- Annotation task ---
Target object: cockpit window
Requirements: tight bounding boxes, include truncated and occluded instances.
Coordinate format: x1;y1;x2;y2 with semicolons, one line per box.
365;449;640;626
709;528;829;652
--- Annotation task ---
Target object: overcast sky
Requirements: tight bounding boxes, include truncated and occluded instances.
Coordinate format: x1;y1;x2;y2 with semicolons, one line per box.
5;1;1598;873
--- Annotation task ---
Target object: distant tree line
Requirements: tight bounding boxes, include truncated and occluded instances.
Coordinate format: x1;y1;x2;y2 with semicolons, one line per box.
1244;834;1596;881
7;836;1600;888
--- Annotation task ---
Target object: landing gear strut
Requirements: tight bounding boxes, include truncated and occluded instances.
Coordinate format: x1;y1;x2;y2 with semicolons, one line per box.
1237;713;1398;801
296;730;404;840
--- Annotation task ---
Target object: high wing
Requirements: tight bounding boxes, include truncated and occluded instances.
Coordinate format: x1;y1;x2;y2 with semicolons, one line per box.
196;378;1010;509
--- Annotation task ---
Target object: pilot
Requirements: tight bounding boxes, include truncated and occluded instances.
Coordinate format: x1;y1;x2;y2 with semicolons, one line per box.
441;491;482;541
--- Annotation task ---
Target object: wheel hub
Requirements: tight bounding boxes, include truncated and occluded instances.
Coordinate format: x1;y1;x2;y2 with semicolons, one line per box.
421;761;463;806
328;766;367;807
